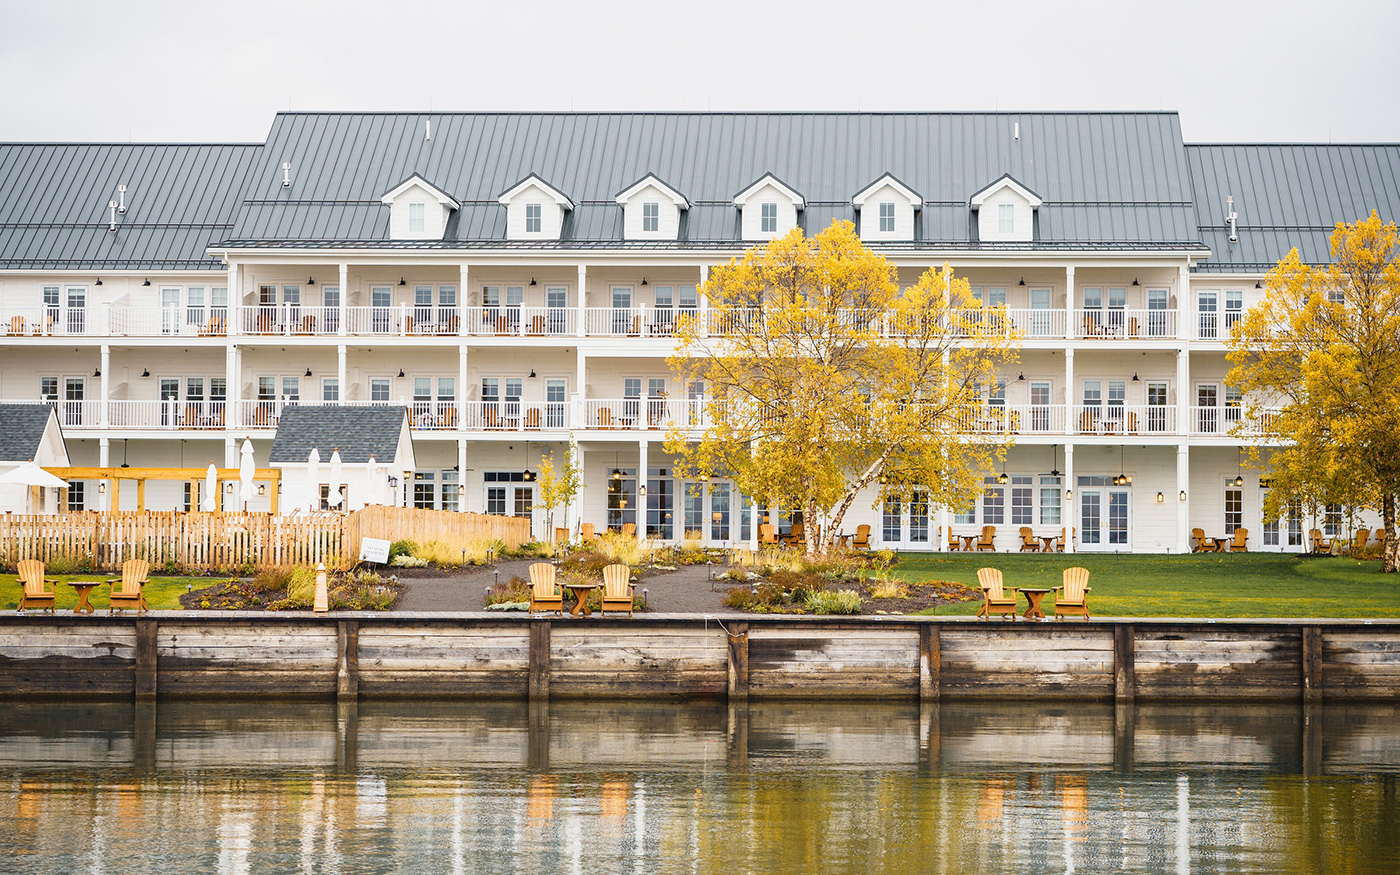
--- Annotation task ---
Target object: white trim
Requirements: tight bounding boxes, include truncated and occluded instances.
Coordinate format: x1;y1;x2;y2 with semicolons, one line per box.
379;174;460;209
497;175;574;210
614;174;690;209
732;173;805;208
970;175;1043;209
851;173;922;208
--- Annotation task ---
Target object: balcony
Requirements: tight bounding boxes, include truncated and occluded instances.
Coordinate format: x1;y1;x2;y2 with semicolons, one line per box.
1072;309;1178;340
1071;405;1177;436
0;308;92;337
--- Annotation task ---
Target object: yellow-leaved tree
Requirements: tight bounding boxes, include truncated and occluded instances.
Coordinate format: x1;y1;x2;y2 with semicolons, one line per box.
666;221;1020;555
535;440;583;544
1227;212;1400;572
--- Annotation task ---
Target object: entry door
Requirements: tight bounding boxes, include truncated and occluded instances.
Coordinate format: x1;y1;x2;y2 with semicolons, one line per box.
1079;488;1131;551
63;377;86;426
612;287;633;334
161;287;182;334
159;377;180;426
1029;288;1052;336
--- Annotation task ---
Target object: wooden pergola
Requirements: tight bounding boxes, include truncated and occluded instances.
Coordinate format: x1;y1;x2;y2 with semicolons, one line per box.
44;466;283;514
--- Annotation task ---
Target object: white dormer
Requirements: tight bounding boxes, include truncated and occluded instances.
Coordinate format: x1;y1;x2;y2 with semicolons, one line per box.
970;174;1042;243
733;173;804;240
497;174;574;241
852;173;921;242
381;174;459;240
615;173;690;241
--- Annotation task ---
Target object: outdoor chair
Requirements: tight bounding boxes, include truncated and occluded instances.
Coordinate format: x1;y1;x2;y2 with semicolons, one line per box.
1018;527;1038;552
1191;528;1211;553
598;407;615;429
1309;529;1332;555
975;567;1018;620
620;522;636;537
524;408;541;430
580;523;596;543
977;525;997;551
1054;567;1091;621
527;562;563;615
785;523;804;548
7;315;27;336
107;559;150;614
760;524;778;545
1229;528;1249;552
16;559;54;613
1055;528;1068;552
852;524;871;551
599;563;635;617
945;526;960;551
528;315;547;336
1351;529;1371;553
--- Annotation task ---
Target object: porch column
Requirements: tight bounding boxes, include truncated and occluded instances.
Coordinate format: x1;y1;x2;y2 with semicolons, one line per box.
99;345;110;428
1176;443;1190;554
337;345;347;403
226;345;239;430
1176;348;1189;437
698;264;709;337
637;439;649;544
457;438;468;514
458;347;468;428
227;262;239;336
458;262;469;335
1064;443;1076;553
98;437;110;511
1064;265;1075;340
1064;348;1075;435
937;506;950;552
338;263;349;337
1178;264;1191;341
749;499;760;552
576;349;587;425
224;437;236;469
576;264;587;338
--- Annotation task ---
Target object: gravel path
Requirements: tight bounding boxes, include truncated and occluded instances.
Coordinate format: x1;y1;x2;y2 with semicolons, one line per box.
394;560;748;614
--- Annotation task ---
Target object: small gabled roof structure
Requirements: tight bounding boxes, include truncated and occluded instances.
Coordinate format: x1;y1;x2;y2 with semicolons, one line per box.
380;173;460;209
851;173;923;208
733;172;805;208
497;173;574;210
614;173;690;209
0;404;69;467
969;173;1043;208
269;406;414;467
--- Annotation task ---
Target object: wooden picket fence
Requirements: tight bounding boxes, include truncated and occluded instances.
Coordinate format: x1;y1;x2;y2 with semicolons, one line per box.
0;507;532;573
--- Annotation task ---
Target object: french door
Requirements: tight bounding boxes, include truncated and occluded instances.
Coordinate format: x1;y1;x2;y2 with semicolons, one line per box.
1079;487;1131;551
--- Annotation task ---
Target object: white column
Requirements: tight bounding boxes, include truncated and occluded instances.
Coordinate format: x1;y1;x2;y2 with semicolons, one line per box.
224;436;237;468
1064;265;1075;340
98;438;110;511
1065;443;1076;553
338;263;348;336
637;439;649;543
698;264;709;337
458;346;469;426
749;499;760;552
337;345;347;403
938;506;950;552
1176;443;1190;554
226;345;239;429
457;438;468;514
1178;264;1192;341
576;348;587;416
99;345;110;428
227;262;239;336
1176;348;1190;437
1064;348;1075;435
576;264;587;338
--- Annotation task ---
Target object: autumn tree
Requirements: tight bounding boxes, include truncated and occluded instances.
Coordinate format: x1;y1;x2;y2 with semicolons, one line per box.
666;220;1019;555
536;439;583;544
1227;212;1400;572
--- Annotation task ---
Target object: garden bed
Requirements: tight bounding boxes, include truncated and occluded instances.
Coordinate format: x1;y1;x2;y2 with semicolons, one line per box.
180;567;404;611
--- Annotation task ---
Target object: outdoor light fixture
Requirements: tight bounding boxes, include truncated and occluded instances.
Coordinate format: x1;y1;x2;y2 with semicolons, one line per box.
641;277;648;286
639;484;647;496
1255;281;1263;289
1179;490;1187;502
1234;448;1245;488
307;277;315;285
1157;492;1165;503
1049;445;1061;478
93;367;101;377
94;278;102;286
997;471;1008;485
528;369;536;378
457;484;465;496
257;484;266;496
97;483;106;495
529;278;537;286
1132;372;1140;381
398;278;406;286
1017;373;1025;381
141;369;150;378
699;472;709;482
225;482;234;494
1018;277;1025;286
612;468;622;480
142;278;151;286
1132;278;1140;286
1234;474;1244;487
397;369;405;378
1066;489;1074;501
387;475;398;488
304;368;312;377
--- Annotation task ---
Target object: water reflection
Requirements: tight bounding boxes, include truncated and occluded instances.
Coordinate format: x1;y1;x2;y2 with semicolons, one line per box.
0;699;1398;873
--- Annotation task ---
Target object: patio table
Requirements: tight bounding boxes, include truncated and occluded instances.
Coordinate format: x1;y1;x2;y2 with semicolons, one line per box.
1039;535;1057;553
66;581;100;615
565;583;600;617
1020;587;1053;620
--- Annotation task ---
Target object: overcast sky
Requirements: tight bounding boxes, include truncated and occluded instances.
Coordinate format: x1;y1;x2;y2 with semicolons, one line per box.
2;0;1397;143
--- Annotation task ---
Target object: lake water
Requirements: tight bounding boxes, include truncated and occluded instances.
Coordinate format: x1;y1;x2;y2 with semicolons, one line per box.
1;699;1397;874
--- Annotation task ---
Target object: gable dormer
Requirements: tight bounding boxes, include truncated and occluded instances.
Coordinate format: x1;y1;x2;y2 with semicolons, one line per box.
380;174;459;240
852;173;921;242
615;174;690;241
970;174;1041;243
733;173;804;240
497;174;574;241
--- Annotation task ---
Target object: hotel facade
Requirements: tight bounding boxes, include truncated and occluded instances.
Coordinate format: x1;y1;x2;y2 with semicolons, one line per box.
1;112;1396;553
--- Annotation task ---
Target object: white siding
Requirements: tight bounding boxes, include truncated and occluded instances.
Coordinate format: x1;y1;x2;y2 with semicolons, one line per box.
621;184;682;241
977;188;1035;242
739;183;799;240
857;183;916;242
504;184;566;241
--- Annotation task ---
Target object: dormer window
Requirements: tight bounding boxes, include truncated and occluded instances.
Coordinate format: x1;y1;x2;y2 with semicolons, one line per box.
761;203;777;233
380;173;459;241
879;202;895;233
615;174;690;241
409;203;425;233
643;202;659;232
970;174;1042;243
851;174;921;243
498;175;574;241
998;203;1015;235
526;204;542;233
734;174;805;240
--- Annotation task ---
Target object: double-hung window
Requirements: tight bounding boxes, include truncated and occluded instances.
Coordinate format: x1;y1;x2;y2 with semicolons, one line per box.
642;201;659;232
370;378;391;403
997;202;1015;235
1011;476;1034;526
760;202;777;233
525;203;542;233
409;202;425;233
1039;476;1062;525
878;202;895;233
982;476;1005;525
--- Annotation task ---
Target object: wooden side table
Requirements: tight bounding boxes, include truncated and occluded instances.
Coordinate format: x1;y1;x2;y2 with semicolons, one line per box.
564;583;600;617
66;582;99;615
1019;587;1053;620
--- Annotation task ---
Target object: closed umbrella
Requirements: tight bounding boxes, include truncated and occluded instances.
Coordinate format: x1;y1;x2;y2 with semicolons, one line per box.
202;462;218;512
238;438;255;510
326;448;343;509
307;448;321;512
366;454;379;507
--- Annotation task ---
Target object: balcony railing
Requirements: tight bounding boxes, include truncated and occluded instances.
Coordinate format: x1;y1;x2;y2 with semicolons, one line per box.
109;307;229;337
1073;309;1177;340
1195;311;1244;341
460;307;577;337
0;308;91;337
584;398;707;431
1072;404;1177;436
952;404;1067;435
107;400;228;430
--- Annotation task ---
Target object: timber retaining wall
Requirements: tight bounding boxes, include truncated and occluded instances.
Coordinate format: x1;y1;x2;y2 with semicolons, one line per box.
1;614;1397;702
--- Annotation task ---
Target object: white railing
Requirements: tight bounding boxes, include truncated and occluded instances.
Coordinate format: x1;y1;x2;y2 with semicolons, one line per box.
460;400;572;430
109;307;229;337
0;307;91;336
1192;406;1282;436
461;306;577;337
584;398;706;431
107;400;227;430
1073;404;1177;435
33;399;103;428
240;305;345;336
952;404;1067;435
1073;309;1177;340
1195;311;1244;341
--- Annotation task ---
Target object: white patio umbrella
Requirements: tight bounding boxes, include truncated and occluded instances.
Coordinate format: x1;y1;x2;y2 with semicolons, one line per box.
307;447;321;512
238;438;256;510
326;448;343;509
0;460;69;514
365;454;379;506
202;462;218;512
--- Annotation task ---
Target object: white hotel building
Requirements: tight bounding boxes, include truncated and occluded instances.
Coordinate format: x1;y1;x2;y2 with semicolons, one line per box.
1;112;1396;553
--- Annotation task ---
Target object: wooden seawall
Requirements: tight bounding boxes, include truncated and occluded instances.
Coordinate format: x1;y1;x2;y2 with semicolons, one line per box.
1;614;1397;702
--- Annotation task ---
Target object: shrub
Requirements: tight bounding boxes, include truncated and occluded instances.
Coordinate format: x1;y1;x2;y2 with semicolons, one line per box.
593;531;645;567
504;541;554;559
45;554;78;575
485;576;533;607
869;581;910;599
806;589;863;615
390;554;429;567
253;567;293;593
722;586;758;610
388;539;417;561
286;566;318;604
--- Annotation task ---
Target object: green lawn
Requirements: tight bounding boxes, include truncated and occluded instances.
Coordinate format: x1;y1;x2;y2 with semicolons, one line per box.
895;552;1400;619
0;574;203;612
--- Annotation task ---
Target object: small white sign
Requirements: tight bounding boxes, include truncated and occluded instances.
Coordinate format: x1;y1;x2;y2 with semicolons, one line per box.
360;537;391;564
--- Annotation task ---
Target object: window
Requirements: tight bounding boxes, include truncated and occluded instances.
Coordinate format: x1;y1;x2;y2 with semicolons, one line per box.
1011;476;1034;526
409;202;425;233
997;202;1015;235
1324;504;1342;537
370;378;391;402
441;470;459;512
908;491;929;542
955;502;976;526
760;202;777;233
642;201;659;232
882;496;902;543
486;486;506;516
1039;476;1062;525
67;481;85;512
982;477;1005;525
647;468;673;540
525;203;542;233
607;468;636;529
1198;291;1219;339
878;202;895;233
413;472;436;509
1225;483;1243;533
1225;289;1244;331
322;378;339;403
1083;288;1103;310
710;482;731;541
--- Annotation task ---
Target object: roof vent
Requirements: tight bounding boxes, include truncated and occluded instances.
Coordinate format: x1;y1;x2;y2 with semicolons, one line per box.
425;119;431;141
116;184;127;214
1014;122;1019;140
108;200;118;232
282;162;292;188
1225;195;1238;243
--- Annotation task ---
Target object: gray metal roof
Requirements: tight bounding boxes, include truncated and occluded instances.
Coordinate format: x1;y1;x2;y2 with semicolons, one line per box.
268;405;409;465
1187;144;1400;272
0;143;261;270
0;404;58;462
224;112;1204;247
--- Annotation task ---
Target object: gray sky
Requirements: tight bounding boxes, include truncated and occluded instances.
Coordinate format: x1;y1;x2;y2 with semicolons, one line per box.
2;0;1397;143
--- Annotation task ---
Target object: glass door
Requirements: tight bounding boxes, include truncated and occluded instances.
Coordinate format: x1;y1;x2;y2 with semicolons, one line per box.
1147;382;1169;432
646;468;674;541
612;287;633;335
159;377;180;427
545;379;567;428
1079;490;1102;547
1198;291;1218;339
63;377;86;426
1030;382;1051;432
1196;383;1219;434
546;287;569;334
65;286;86;334
161;287;181;335
1147;288;1169;337
1029;288;1052;336
1079;484;1130;551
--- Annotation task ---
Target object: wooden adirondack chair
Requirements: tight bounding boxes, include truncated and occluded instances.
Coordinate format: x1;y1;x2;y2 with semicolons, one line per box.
1054;567;1092;620
600;563;635;617
1229;528;1249;552
1018;527;1038;552
528;562;563;615
853;524;871;551
977;525;997;551
1309;529;1332;554
17;559;54;613
1351;529;1371;553
580;523;596;543
760;523;778;545
107;559;150;614
785;523;805;548
976;567;1018;620
1191;528;1211;553
620;522;637;537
